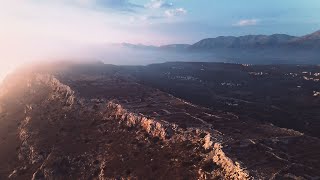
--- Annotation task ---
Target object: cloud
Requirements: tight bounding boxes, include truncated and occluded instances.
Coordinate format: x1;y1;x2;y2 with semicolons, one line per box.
130;7;187;22
98;0;143;10
165;8;187;17
129;15;166;26
145;0;173;9
233;19;259;27
53;0;143;12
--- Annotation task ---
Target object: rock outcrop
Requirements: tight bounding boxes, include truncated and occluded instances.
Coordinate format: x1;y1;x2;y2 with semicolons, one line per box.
104;101;250;179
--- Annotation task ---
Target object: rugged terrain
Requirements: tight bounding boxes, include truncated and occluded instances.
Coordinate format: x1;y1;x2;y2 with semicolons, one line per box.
122;62;320;138
0;62;320;179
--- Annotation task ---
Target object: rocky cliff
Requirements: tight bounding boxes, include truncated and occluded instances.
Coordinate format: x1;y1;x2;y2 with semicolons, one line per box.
0;71;249;179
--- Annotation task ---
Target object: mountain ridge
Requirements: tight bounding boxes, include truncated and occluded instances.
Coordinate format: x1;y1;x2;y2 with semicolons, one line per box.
190;34;297;49
115;29;320;64
119;29;320;51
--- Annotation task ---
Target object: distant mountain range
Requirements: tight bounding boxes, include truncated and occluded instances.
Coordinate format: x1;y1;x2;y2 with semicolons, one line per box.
115;30;320;64
190;34;295;49
121;30;320;51
191;30;320;50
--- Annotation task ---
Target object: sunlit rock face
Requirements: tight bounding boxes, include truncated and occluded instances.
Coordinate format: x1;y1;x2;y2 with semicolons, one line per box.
0;62;319;179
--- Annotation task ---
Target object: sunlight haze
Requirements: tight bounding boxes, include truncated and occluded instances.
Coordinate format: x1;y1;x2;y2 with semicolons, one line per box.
1;0;320;80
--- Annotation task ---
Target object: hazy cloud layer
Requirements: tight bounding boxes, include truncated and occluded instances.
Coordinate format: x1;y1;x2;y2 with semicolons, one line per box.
145;0;173;9
64;0;143;11
97;0;144;11
1;0;320;80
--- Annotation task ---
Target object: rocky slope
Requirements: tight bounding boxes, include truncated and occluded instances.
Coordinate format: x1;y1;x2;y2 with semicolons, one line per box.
0;69;248;179
0;63;319;179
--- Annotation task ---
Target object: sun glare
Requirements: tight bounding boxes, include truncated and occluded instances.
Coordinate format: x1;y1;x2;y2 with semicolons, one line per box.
0;62;18;82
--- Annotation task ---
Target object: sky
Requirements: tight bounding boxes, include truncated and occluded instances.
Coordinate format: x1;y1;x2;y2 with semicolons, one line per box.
0;0;320;79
